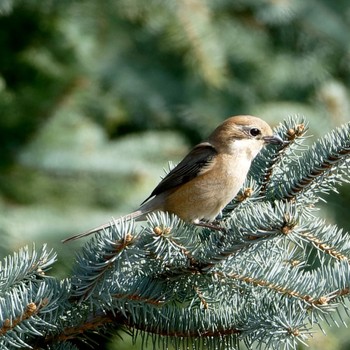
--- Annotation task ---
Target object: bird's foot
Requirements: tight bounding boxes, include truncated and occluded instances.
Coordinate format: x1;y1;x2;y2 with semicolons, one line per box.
194;220;225;231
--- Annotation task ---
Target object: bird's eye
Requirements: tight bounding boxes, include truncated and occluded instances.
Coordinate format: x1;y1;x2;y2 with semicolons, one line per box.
249;128;261;137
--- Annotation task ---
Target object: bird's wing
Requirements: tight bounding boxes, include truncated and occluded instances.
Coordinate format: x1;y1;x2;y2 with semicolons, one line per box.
63;142;217;243
141;142;217;204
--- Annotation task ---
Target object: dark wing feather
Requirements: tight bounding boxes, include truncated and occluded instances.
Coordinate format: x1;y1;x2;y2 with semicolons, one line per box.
141;142;217;204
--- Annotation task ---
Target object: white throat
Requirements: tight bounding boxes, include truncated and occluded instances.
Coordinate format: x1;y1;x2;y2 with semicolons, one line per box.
228;138;264;160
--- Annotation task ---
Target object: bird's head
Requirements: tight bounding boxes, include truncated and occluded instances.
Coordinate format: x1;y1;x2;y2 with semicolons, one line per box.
208;115;283;159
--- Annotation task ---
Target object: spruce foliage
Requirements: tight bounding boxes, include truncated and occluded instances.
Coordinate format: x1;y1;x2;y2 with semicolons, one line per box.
1;0;350;349
1;118;349;350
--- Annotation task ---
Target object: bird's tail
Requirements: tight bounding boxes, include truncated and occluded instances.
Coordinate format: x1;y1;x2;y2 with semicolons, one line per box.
61;209;146;243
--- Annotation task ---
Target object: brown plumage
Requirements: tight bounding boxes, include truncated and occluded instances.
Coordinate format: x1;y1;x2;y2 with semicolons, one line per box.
62;115;282;243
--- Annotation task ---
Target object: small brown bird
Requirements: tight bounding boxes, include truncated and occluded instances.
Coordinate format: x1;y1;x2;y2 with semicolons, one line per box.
62;115;283;243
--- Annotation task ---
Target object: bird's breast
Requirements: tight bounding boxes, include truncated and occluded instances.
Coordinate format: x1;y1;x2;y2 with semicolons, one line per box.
163;153;252;222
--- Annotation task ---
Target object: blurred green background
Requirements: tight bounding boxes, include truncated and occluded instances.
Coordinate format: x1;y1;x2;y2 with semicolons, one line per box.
0;1;349;349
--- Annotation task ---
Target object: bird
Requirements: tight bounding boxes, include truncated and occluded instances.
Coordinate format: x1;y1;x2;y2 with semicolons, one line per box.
62;115;283;243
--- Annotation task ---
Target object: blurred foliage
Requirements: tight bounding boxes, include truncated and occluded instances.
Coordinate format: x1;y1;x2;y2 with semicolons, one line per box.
0;0;349;349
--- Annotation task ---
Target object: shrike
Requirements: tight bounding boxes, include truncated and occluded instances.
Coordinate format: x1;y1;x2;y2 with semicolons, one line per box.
63;115;283;243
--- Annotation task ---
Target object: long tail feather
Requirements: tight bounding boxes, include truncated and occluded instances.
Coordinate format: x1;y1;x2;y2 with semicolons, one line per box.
62;210;145;243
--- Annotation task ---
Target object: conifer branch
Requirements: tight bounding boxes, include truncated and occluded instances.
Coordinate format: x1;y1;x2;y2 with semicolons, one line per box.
259;122;307;196
1;119;350;350
280;122;350;200
218;270;327;306
54;313;117;342
298;231;350;262
286;147;350;199
0;301;46;336
133;324;241;338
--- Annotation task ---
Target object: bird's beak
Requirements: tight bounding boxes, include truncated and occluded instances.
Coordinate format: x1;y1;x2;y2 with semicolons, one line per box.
262;134;284;145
